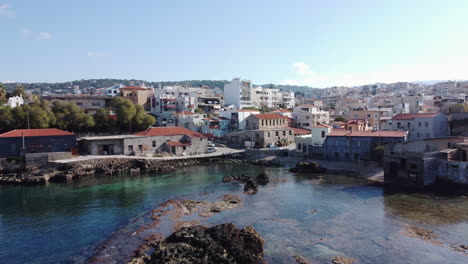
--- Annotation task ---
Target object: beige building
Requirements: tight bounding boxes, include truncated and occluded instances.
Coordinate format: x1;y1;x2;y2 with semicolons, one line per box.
42;94;114;115
226;114;294;148
120;86;151;110
292;104;330;129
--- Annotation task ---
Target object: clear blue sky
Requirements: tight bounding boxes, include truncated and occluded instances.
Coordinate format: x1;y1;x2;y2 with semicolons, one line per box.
1;0;468;87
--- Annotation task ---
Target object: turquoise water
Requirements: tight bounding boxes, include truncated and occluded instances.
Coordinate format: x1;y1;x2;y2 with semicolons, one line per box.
0;164;467;264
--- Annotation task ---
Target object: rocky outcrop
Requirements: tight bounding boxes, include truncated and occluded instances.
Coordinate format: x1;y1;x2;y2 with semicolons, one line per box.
289;162;326;173
244;179;258;194
256;173;269;185
292;255;311;264
331;256;356;264
223;174;252;183
129;223;265;264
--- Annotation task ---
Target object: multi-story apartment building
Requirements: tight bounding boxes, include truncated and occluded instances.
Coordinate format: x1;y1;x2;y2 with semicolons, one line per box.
223;78;254;109
348;110;389;131
387;113;450;141
433;81;457;97
292;105;330;129
151;86;198;126
250;87;295;109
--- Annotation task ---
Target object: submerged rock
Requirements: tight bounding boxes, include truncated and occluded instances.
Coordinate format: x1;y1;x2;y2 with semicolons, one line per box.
289;162;326;174
331;256;356;264
293;254;311;264
244;179;259;194
223;174;252;183
129;223;265;264
256;173;269;185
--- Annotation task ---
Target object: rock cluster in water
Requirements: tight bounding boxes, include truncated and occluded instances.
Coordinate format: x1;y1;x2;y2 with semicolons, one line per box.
289;161;326;173
223;173;270;194
128;223;265;264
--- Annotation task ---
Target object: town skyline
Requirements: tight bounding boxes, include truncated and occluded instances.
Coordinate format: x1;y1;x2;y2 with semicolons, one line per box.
1;0;468;87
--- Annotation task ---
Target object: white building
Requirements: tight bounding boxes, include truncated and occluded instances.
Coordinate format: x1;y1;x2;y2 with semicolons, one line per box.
105;84;123;96
292;104;330;129
311;124;332;145
219;109;260;130
223;78;254;109
151;86;199;126
6;95;24;108
251;87;295;109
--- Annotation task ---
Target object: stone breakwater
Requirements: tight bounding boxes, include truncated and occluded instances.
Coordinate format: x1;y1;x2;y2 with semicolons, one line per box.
0;155;279;185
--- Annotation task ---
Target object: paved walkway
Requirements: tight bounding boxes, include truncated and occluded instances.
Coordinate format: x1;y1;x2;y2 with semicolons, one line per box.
53;147;245;163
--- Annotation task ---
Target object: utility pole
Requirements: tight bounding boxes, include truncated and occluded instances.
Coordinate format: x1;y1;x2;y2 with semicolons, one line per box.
26;107;30;129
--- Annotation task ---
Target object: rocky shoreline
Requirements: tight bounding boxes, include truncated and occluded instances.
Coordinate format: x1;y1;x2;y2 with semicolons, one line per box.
0;154;280;186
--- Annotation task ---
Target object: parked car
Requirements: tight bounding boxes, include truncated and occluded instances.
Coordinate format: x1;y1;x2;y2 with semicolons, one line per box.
207;141;216;147
207;147;217;153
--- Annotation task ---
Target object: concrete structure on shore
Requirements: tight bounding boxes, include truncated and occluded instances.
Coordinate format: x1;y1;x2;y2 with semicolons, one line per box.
384;137;468;188
0;129;77;158
80;127;208;156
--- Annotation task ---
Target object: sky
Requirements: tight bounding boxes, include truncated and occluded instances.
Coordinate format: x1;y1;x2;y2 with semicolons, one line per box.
1;0;468;88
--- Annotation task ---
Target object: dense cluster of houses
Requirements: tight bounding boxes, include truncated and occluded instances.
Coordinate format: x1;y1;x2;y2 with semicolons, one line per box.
2;78;468;187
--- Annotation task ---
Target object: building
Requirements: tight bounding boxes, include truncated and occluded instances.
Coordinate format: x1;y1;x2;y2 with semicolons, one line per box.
173;111;206;131
388;113;450;141
120;86;151;110
6;95;24;108
292;104;330;129
42;94;114;115
348;110;389;131
219;109;260;130
251;87;295;109
225;114;294;148
80;127;207;156
269;108;292;118
384;137;468;188
151;86;198;126
323;130;407;161
197;96;222;114
223;78;254;109
201;117;231;139
311;124;332;145
0;129;77;158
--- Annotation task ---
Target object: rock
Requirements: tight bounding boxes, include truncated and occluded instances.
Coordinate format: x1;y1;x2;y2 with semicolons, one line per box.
308;209;318;214
256;173;269;185
129;223;265;264
331;256;355;264
293;255;311;264
244;179;258;194
223;174;252;183
289;162;326;173
403;225;441;245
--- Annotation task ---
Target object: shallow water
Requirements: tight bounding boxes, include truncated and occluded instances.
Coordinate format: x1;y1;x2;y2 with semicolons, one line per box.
0;164;467;264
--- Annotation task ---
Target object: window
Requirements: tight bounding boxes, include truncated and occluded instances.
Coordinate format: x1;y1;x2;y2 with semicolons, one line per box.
152;141;156;147
400;158;406;168
289;131;292;135
275;131;279;136
425;122;429;127
417;132;420;138
138;145;143;152
426;133;430;138
267;132;270;137
128;145;133;152
418;122;421;127
298;143;302;150
389;121;392;126
354;153;359;160
283;131;286;136
321;131;325;138
397;122;401;128
407;122;411;129
356;141;360;147
367;114;371;118
355;114;358;118
183;146;186;150
345;140;349;147
345;153;350;159
306;115;310;119
334;152;339;159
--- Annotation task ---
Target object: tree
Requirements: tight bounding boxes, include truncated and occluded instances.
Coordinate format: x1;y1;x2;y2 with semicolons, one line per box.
132;105;156;131
194;107;205;114
373;145;385;162
112;97;136;132
93;108;114;132
0;83;7;104
52;100;94;132
11;85;26;98
260;105;271;113
0;106;15;132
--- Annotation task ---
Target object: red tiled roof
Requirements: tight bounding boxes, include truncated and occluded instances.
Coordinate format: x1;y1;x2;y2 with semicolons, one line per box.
328;130;407;138
291;127;311;135
346;119;365;124
120;86;147;90
391;113;438;120
313;124;332;128
0;129;75;138
253;114;288;120
133;127;206;138
331;121;346;125
165;141;192;147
